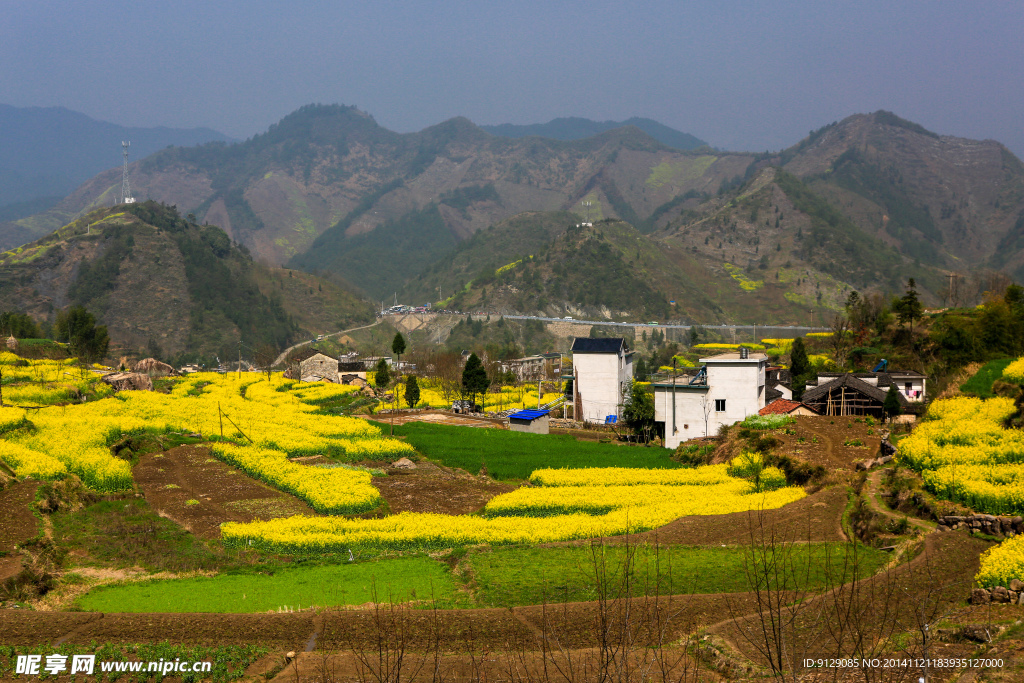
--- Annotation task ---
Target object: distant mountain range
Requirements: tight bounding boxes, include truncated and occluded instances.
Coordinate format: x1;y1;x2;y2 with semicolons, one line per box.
3;105;1023;328
0;104;232;214
481;117;707;151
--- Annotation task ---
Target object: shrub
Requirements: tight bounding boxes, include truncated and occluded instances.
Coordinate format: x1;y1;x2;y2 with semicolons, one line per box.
741;414;796;431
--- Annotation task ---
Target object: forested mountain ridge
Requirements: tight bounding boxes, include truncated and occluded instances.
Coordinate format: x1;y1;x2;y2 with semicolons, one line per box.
0;202;372;362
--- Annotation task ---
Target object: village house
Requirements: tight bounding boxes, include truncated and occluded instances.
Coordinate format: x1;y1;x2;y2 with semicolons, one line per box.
500;352;563;382
759;398;819;417
292;348;340;383
801;373;909;417
765;366;792;401
570;337;633;423
651;349;768;449
806;369;927;403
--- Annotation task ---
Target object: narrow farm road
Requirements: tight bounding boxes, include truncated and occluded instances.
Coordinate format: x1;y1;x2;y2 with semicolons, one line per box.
272;318;382;367
864;468;935;534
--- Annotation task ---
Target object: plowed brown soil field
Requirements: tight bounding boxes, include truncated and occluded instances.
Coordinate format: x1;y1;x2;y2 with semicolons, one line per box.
0;481;39;581
133;445;317;538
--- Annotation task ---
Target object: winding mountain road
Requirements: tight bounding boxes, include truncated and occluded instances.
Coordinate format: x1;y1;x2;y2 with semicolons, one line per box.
272;318;382;367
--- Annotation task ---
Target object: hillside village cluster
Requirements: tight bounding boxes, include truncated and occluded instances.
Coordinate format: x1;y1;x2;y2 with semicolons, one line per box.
280;334;927;448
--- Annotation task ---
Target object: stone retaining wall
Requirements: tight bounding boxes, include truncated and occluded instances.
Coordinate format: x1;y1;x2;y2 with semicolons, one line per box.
938;514;1023;537
970;581;1024;605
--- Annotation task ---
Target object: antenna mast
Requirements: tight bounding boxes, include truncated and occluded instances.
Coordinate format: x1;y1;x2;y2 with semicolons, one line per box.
121;141;136;204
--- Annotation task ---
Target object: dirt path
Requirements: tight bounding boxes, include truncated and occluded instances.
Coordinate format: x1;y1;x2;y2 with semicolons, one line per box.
864;467;935;534
272;319;382;367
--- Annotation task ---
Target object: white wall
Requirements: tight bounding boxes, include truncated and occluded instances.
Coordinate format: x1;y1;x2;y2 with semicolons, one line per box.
655;358;766;449
574;351;632;423
894;377;926;402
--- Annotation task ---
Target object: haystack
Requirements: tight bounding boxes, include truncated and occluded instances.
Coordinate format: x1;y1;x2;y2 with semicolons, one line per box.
5;336;17;351
102;372;153;392
133;357;176;377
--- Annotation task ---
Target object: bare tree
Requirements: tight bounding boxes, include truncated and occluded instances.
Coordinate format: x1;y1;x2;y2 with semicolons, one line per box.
432;351;463;406
700;394;714;438
728;507;823;683
828;315;852;371
254;343;278;381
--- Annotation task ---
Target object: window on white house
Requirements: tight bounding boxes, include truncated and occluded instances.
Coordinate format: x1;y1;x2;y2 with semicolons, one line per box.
715;399;726;412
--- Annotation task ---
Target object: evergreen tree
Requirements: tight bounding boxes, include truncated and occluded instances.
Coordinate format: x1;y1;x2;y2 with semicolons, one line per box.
391;332;407;369
895;278;923;337
55;306;109;363
461;353;489;408
622;379;655;443
374;357;390;387
883;384;902;421
405;374;420;408
634;357;649;382
790;337;811;399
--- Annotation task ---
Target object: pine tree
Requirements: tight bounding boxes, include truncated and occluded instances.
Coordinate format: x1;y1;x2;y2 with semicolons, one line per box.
461;353;489;409
883;384;902;420
790;337;811;399
374;358;390;388
405;375;420;409
391;332;407;370
895;278;924;338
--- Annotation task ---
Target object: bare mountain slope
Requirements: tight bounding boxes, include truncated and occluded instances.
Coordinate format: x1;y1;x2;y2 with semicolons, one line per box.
8;105;752;276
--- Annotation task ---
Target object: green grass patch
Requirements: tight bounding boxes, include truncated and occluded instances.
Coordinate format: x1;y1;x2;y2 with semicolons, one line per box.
74;556;454;613
52;500;242;573
960;358;1014;398
378;421;681;479
462;543;889;607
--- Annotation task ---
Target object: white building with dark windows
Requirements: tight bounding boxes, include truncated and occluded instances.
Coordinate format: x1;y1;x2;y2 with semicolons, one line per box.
651;350;768;449
570;337;633;424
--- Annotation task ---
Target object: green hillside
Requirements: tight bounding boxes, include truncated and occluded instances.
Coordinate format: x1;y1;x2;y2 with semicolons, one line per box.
0;202;372;363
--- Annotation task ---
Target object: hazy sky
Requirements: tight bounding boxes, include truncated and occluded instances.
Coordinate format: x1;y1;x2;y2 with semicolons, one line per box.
3;1;1022;155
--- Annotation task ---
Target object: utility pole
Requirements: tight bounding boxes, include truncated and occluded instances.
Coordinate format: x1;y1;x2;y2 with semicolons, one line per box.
672;357;677;437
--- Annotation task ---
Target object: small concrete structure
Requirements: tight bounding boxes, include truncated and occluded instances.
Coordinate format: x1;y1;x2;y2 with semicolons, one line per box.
508;408;550;434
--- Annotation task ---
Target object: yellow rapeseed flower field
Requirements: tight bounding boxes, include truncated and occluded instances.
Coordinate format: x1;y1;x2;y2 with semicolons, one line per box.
0;364;411;495
977;534;1024;587
1003;357;1024;384
222;466;805;552
901;394;1024;584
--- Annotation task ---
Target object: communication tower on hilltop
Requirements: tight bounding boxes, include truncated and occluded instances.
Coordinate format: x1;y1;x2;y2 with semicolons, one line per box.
121;141;136;204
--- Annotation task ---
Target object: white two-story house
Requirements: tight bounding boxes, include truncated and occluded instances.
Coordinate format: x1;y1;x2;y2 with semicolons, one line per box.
571;337;634;423
651;350;768;449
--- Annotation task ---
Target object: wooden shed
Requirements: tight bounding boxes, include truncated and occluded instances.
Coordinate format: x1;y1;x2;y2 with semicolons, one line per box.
801;374;907;418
